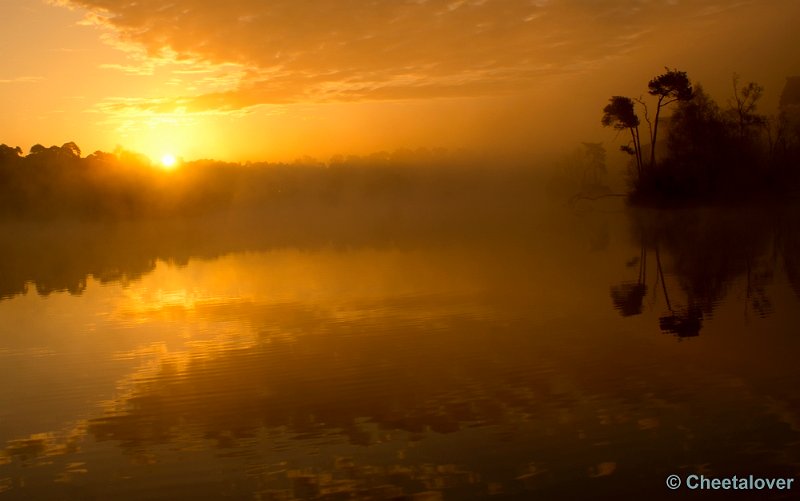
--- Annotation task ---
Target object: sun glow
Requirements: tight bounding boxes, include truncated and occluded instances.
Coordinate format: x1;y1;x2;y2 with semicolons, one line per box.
160;154;177;169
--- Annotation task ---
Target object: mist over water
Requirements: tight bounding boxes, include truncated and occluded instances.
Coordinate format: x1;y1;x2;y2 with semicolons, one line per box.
1;194;799;500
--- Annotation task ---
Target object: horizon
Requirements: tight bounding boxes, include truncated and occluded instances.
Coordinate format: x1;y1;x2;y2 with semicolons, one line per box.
2;0;799;163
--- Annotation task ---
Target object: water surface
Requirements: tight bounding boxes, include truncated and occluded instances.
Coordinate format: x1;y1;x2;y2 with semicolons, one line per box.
1;205;799;499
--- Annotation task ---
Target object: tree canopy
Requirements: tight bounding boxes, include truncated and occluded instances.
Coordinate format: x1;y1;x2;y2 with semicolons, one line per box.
601;96;644;176
647;68;693;168
602;70;800;205
647;68;693;103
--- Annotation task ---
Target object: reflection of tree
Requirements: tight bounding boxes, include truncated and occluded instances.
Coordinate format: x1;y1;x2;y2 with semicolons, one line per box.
613;206;794;337
782;209;800;301
744;256;774;319
4;260;800;498
0;222;158;300
0;218;481;302
609;282;647;317
654;244;702;338
609;238;647;316
658;306;702;339
786;254;800;300
0;145;556;301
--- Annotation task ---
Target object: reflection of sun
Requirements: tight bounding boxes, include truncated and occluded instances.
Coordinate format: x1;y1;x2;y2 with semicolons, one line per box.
160;154;177;169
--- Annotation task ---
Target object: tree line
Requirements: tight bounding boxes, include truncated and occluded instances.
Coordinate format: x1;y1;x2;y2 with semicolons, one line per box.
0;145;545;220
602;69;800;204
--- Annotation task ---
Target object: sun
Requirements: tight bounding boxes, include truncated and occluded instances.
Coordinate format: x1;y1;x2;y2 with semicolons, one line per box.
160;154;177;169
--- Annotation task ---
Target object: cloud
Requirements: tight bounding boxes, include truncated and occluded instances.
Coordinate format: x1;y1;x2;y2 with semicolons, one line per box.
98;63;156;75
61;0;756;111
0;76;44;84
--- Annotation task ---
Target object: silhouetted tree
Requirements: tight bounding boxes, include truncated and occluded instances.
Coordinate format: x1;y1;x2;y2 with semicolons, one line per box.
778;77;800;159
728;74;766;141
581;142;607;187
28;144;47;156
647;68;693;168
550;142;612;201
664;84;734;194
60;141;81;159
602;96;643;177
0;144;22;160
780;77;800;106
601;69;800;202
86;150;116;163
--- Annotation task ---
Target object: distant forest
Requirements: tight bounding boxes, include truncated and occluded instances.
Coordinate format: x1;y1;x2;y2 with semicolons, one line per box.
0;145;548;221
603;71;800;205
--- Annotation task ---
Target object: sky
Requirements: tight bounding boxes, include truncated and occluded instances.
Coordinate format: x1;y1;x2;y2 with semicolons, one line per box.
1;0;798;162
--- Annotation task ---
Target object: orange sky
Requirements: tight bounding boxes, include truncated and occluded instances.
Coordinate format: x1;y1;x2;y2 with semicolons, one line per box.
1;0;798;162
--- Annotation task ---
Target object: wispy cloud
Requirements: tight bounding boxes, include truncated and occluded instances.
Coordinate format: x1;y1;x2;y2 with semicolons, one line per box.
61;0;762;112
0;76;44;84
98;63;156;75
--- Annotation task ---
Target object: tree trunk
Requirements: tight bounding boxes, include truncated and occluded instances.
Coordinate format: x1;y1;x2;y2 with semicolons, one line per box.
656;245;672;312
650;96;664;168
629;128;641;178
634;126;644;176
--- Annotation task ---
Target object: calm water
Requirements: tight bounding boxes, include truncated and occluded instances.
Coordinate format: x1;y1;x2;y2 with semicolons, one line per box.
1;205;799;500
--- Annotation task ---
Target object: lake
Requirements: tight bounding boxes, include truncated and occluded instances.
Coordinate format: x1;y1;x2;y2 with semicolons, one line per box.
1;203;799;500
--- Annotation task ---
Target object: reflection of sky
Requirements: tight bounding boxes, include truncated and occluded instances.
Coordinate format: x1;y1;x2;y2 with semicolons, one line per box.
2;224;800;498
